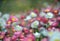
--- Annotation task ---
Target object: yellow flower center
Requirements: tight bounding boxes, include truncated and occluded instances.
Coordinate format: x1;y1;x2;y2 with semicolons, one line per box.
12;18;15;21
54;39;60;41
49;31;53;36
32;13;35;17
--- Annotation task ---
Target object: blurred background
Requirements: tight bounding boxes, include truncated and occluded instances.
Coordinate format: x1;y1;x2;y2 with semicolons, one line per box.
0;0;60;14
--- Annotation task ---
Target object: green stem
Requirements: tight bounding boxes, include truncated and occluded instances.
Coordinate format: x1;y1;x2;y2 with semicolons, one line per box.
34;28;39;33
36;38;40;41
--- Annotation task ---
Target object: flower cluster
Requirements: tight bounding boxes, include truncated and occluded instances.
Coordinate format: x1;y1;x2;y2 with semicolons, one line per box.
0;8;60;41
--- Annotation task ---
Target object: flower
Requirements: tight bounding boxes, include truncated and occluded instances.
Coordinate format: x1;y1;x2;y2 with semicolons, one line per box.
12;35;17;41
0;32;5;39
6;20;12;27
51;22;58;27
45;12;54;18
23;27;29;34
57;16;60;21
3;37;11;41
49;30;60;41
12;22;18;26
48;30;54;37
41;38;48;41
10;15;18;22
29;12;37;18
40;12;46;17
44;8;51;13
31;20;39;28
33;32;40;38
14;25;23;31
20;33;25;39
2;14;10;21
48;20;54;25
14;31;21;37
23;34;35;41
0;18;6;29
24;16;32;21
40;27;48;36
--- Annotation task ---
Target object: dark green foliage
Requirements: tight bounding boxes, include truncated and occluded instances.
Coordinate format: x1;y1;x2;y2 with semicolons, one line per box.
0;0;58;13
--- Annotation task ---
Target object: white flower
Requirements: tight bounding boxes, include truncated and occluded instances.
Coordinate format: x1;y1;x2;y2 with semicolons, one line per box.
29;12;37;18
48;30;54;37
40;12;46;17
48;20;54;25
24;16;32;21
34;32;40;38
12;22;18;26
40;27;48;36
0;18;6;28
45;12;54;18
49;31;60;41
14;25;23;31
31;20;39;28
2;14;10;21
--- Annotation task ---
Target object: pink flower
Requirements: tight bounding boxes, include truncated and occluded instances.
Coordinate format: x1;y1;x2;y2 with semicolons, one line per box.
22;37;34;41
42;18;48;23
12;35;17;41
44;8;51;13
3;37;11;41
33;8;39;15
41;38;48;41
52;22;58;27
23;28;29;34
20;15;25;19
10;15;18;22
36;17;41;21
26;34;35;41
0;32;5;39
14;31;21;37
57;16;60;21
20;33;25;39
6;20;12;27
